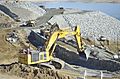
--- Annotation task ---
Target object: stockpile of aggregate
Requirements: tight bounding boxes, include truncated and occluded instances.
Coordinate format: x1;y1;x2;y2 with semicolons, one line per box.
48;11;120;42
0;1;46;21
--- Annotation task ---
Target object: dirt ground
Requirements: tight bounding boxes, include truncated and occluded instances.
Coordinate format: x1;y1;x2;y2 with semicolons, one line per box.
0;28;30;63
0;29;18;62
0;72;24;79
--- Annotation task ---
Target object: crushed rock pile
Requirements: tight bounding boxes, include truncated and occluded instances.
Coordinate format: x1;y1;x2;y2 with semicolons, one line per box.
0;62;73;79
0;2;46;21
48;11;120;42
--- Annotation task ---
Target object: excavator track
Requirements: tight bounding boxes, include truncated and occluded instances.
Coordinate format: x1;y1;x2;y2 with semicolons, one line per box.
38;63;55;70
51;58;65;69
37;58;65;70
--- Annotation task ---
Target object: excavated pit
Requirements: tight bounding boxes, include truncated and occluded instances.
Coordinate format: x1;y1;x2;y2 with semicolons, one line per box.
55;45;120;72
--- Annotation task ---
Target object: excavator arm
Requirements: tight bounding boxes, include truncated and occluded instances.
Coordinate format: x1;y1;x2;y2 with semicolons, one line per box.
45;25;84;58
74;25;84;52
19;25;89;66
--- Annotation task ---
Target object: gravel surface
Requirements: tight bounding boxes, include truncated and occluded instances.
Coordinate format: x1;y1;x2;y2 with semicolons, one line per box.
0;1;46;21
48;11;120;42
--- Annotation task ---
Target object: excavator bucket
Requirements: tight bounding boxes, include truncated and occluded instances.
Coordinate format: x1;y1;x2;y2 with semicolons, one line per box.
84;47;92;60
78;47;91;60
74;25;91;60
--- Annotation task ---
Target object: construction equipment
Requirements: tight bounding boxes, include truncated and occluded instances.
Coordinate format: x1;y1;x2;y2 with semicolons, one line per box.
20;20;35;27
19;25;87;69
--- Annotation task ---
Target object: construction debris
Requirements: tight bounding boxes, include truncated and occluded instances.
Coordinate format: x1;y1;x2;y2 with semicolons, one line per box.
6;30;19;43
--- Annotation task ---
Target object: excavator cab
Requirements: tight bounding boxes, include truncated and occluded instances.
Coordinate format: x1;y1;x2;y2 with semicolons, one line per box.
37;46;45;52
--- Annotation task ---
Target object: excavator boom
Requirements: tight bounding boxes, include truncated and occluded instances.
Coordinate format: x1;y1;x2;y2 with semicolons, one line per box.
46;25;84;58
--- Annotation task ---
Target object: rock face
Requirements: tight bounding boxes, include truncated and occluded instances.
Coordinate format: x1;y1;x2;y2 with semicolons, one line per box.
48;11;120;42
0;1;46;21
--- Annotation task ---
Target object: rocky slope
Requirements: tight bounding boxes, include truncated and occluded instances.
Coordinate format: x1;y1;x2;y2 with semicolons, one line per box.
48;11;120;42
0;1;46;21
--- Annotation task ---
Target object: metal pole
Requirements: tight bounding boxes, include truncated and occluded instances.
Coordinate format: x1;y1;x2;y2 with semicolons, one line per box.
100;71;103;79
84;70;87;79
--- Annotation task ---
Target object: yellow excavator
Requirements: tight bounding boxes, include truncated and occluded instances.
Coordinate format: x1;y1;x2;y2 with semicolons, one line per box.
19;25;87;69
